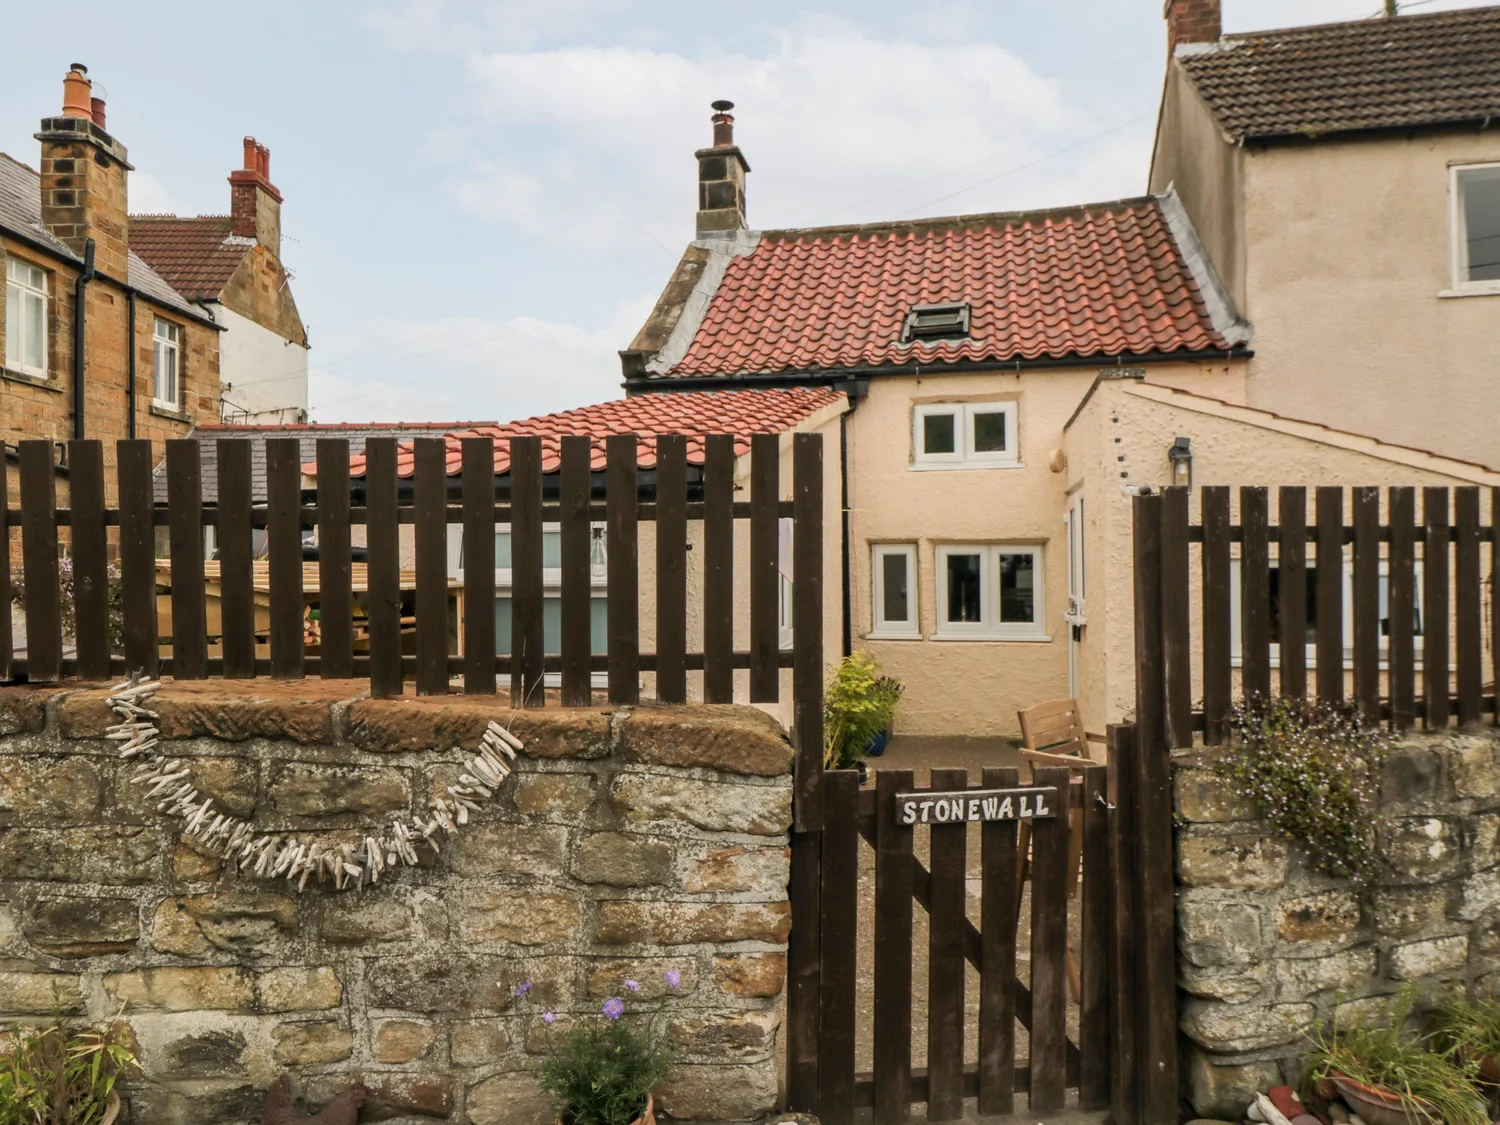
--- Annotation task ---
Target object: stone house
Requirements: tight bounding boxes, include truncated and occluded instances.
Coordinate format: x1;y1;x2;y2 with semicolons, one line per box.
0;65;220;499
131;139;310;425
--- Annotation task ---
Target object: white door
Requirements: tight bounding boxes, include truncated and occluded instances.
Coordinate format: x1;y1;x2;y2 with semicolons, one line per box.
1064;496;1086;698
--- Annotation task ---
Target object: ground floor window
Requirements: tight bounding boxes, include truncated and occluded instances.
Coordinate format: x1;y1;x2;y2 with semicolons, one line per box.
934;544;1045;639
870;543;918;637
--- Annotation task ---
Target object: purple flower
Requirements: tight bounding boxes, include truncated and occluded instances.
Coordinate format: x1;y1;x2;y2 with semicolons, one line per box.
515;982;532;997
602;997;625;1020
663;970;681;990
542;1011;557;1024
623;979;640;992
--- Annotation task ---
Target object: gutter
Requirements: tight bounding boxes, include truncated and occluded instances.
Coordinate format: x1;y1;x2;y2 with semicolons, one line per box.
835;380;867;659
1239;115;1498;149
73;239;96;440
624;346;1253;394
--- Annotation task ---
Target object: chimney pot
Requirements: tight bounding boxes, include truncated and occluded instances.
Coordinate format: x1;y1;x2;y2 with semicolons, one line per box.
89;97;106;130
710;99;735;147
62;65;93;119
257;143;270;180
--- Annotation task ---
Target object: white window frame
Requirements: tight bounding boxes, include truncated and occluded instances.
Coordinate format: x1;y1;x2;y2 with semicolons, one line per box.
5;258;49;379
1449;163;1500;295
870;543;919;639
152;317;181;409
912;401;1020;469
933;543;1047;641
778;517;794;651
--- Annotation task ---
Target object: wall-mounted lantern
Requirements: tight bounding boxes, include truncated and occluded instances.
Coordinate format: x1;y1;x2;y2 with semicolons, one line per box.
1168;436;1192;489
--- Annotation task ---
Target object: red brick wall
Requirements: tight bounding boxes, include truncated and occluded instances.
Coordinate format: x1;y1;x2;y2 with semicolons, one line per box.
1165;0;1220;52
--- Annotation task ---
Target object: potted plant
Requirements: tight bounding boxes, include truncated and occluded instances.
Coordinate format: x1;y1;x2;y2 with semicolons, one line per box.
1429;999;1500;1105
527;974;679;1125
823;653;903;775
0;1015;137;1125
1301;994;1489;1125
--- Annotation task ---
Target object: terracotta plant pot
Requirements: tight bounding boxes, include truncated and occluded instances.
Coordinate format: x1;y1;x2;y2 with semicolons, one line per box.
1330;1075;1438;1125
1479;1054;1499;1085
559;1092;655;1125
100;1090;121;1125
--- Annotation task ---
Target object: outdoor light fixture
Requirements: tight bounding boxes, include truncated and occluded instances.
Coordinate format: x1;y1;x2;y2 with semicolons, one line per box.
1168;436;1193;488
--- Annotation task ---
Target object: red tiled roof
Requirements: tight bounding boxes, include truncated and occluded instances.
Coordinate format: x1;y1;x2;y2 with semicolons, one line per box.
660;198;1232;377
128;215;248;300
327;388;846;478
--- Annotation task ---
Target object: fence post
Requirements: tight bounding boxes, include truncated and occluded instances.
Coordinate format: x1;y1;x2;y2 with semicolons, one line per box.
365;438;403;699
18;441;61;682
462;437;497;696
1107;723;1139;1125
414;437;451;696
1423;488;1450;729
165;440;207;680
1160;486;1191;748
266;438;305;680
0;453;10;682
116;441;158;678
68;440;109;681
1200;486;1231;745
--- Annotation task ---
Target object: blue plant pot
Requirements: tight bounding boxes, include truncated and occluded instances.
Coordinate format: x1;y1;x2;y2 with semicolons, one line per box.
864;730;889;758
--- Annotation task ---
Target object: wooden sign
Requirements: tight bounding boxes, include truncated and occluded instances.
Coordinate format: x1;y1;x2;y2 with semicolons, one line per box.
896;786;1058;825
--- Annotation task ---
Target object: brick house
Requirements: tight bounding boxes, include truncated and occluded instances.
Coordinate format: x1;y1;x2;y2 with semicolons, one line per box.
131;139;310;425
0;64;220;499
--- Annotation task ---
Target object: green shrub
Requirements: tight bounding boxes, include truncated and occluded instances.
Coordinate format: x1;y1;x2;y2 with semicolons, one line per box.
823;653;902;770
0;1016;137;1125
1217;697;1391;888
1429;997;1500;1063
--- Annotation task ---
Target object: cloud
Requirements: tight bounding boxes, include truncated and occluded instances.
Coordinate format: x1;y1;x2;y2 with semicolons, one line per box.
1222;0;1489;30
307;296;655;424
361;0;620;52
447;20;1129;250
128;171;180;215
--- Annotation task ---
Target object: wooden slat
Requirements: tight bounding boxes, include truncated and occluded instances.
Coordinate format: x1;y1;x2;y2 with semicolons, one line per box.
1352;488;1380;722
1240;487;1271;703
1134;719;1180;1125
1160;486;1192;747
1078;762;1111;1111
1315;486;1344;703
18;442;62;682
509;436;545;706
1278;486;1308;702
166;440;208;679
928;766;968;1122
787;826;822;1113
316;439;354;680
266;438;305;679
0;454;10;682
1107;724;1140;1125
1494;488;1500;726
413;437;450;696
1423;487;1450;730
1133;493;1165;748
702;434;735;704
461;438;497;695
817;771;859;1125
606;434;640;705
1454;486;1482;727
558;436;591;706
67;441;109;681
873;768;915;1125
364;438;402;698
1388;488;1417;731
116;441;157;676
793;433;825;832
1201;486;1231;744
655;434;688;703
749;432;779;703
218;439;256;679
978;765;1020;1117
1029;764;1072;1115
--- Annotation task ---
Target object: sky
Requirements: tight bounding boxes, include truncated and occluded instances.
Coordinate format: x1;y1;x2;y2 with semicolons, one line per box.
1;0;1489;425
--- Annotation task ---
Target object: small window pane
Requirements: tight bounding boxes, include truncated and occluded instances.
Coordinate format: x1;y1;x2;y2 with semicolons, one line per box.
999;551;1035;624
945;553;983;623
543;597;562;652
1461;166;1500;282
923;412;957;455
23;292;44;370
881;552;909;623
494;597;513;654
5;284;19;367
494;532;512;569
590;596;607;654
542;531;562;569
972;409;1007;453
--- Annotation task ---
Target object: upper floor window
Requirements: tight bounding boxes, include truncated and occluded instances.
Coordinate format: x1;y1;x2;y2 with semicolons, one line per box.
153;318;181;408
912;401;1018;468
1451;163;1500;292
5;259;48;378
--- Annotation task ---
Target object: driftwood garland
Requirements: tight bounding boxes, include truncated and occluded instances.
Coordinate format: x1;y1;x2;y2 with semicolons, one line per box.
106;673;524;892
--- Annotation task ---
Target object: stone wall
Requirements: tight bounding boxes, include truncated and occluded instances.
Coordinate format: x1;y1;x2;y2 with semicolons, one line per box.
0;682;795;1125
1174;729;1500;1119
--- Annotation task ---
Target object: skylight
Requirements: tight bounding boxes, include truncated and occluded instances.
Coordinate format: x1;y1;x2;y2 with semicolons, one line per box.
901;302;971;344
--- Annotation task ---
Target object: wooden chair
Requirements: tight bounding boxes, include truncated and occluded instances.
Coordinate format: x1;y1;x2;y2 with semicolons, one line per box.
1015;699;1106;1002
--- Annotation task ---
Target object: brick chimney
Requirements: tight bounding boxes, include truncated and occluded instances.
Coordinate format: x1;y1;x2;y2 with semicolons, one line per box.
696;101;749;236
229;137;282;254
1165;0;1221;54
35;64;133;278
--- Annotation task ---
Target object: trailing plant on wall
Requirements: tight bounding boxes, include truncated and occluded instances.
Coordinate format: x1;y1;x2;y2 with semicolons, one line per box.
0;1013;137;1125
9;557;124;649
1216;697;1392;888
823;652;902;770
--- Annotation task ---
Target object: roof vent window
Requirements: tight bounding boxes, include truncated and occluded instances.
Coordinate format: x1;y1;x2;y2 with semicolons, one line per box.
901;302;971;344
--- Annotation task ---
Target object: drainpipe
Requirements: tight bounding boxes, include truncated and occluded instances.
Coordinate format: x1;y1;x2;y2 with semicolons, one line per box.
72;238;96;440
833;380;867;658
126;290;137;439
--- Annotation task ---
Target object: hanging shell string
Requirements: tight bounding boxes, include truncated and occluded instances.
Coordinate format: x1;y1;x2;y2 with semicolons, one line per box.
106;672;524;892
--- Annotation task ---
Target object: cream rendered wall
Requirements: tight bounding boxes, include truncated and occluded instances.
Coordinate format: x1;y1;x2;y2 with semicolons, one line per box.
844;362;1242;738
1239;132;1500;469
214;303;309;423
1066;379;1500;732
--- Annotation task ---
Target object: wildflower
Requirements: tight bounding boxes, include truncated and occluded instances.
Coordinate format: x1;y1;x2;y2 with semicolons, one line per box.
515;982;532;997
602;997;625;1020
542;1011;557;1024
624;979;640;992
664;970;681;990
